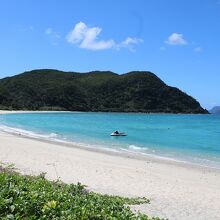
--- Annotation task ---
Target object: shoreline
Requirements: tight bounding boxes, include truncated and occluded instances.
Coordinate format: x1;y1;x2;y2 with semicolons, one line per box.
0;110;219;171
1;130;220;219
1;124;220;173
0;109;210;115
0;110;74;114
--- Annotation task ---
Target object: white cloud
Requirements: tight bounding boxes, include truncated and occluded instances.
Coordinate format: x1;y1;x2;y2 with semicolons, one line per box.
117;37;143;52
45;28;60;39
66;22;142;51
45;28;53;35
66;22;115;50
165;33;187;45
194;47;202;53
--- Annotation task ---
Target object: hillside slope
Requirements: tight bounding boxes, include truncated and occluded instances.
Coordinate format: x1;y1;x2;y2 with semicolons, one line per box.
0;69;207;113
209;106;220;114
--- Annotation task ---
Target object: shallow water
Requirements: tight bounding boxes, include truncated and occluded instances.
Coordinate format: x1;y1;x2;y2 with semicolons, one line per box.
0;112;220;168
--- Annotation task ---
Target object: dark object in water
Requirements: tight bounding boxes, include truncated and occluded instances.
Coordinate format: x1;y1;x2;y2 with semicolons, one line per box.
111;131;127;136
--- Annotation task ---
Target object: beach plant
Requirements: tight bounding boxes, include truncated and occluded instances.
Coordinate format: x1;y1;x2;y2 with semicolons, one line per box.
0;166;164;220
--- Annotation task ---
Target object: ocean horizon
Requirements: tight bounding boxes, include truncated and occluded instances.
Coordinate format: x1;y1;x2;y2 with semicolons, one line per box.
1;112;220;169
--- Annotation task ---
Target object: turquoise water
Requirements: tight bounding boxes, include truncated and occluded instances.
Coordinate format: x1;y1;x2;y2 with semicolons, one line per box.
0;113;220;168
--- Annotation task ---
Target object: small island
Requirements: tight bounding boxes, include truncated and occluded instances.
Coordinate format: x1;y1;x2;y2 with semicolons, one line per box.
209;106;220;114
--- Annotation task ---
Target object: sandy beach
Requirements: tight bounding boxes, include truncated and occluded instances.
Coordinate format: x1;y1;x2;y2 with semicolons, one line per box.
0;124;220;220
0;110;72;114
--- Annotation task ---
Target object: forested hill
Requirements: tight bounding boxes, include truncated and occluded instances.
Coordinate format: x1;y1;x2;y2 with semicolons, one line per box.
0;69;208;113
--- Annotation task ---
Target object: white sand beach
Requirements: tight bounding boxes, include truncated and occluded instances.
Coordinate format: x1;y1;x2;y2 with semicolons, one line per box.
0;110;72;114
0;127;220;220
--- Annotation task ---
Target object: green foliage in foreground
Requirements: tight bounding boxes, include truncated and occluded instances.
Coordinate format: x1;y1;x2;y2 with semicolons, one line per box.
0;168;162;220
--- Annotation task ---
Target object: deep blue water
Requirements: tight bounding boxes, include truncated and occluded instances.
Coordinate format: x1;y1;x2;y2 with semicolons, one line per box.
0;112;220;168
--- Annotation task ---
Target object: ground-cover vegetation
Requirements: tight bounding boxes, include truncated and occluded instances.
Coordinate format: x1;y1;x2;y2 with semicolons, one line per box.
0;166;163;220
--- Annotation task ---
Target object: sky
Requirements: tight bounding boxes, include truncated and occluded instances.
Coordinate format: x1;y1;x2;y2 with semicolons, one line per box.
0;0;219;109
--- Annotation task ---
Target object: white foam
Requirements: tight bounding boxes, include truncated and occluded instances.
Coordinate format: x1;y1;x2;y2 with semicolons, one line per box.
0;125;121;153
0;125;58;141
49;133;58;138
128;145;144;151
1;125;220;170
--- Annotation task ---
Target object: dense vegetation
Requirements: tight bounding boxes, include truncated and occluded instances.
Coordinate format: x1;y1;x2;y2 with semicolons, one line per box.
0;69;207;113
0;167;163;220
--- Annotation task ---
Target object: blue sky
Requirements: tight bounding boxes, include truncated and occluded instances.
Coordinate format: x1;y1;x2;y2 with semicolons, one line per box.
0;0;219;109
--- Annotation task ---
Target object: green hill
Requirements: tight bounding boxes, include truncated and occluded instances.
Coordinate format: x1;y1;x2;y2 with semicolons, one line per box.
0;69;208;113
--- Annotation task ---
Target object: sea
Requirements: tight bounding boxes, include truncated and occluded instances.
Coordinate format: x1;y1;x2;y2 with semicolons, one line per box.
0;112;220;169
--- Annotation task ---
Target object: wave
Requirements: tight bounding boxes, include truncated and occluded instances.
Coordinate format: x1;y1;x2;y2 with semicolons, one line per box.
1;124;220;170
0;125;58;141
0;124;121;154
49;132;58;138
128;145;144;151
